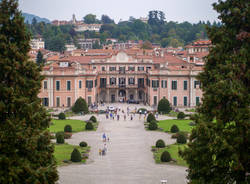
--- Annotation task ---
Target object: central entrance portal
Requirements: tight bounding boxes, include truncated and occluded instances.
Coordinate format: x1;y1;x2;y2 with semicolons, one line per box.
118;89;126;102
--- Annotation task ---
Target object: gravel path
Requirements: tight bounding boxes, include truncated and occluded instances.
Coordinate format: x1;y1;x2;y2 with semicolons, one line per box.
58;104;187;184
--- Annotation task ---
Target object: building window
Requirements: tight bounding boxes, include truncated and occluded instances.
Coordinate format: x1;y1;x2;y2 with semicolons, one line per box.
93;66;96;70
100;78;106;88
161;80;167;88
152;80;159;88
128;66;135;71
67;97;71;107
128;78;135;85
173;96;177;106
196;97;200;106
56;97;60;107
138;66;144;71
138;78;144;88
102;66;105;71
44;81;47;90
119;66;125;73
109;66;116;71
67;81;71;91
95;79;97;87
184;81;188;90
42;98;49;107
86;80;93;88
79;80;82;89
56;81;60;91
172;80;177;90
184;96;188;106
194;80;200;89
110;77;116;85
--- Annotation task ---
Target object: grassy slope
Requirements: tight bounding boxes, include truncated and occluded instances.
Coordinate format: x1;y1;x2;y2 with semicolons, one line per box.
49;119;86;133
54;143;90;165
153;144;187;166
158;119;193;133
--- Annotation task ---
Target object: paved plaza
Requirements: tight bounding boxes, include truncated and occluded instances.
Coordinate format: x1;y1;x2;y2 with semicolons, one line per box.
58;103;187;184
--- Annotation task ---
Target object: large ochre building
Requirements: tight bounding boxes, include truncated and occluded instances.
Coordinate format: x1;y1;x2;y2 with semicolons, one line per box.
39;44;207;108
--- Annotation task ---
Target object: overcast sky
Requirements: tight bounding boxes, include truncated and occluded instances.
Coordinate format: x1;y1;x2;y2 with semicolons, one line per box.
19;0;219;23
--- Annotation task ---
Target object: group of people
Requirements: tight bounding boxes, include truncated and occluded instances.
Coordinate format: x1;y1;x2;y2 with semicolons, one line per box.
99;133;109;156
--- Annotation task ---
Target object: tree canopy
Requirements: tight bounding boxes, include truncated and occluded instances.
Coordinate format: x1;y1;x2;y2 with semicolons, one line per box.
0;0;58;183
179;0;250;183
25;10;217;49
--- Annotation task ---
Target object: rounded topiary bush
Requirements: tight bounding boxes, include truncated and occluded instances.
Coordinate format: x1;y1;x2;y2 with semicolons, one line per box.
72;97;88;114
156;139;165;148
177;112;186;119
79;141;88;147
64;132;72;139
56;132;64;144
158;97;171;114
147;113;156;123
170;124;179;133
161;151;171;162
177;133;187;144
71;148;82;162
89;116;97;123
64;124;72;132
85;122;94;130
58;112;66;120
148;121;158;130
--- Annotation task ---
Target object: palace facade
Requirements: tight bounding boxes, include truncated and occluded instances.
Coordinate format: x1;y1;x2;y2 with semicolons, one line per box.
39;46;206;108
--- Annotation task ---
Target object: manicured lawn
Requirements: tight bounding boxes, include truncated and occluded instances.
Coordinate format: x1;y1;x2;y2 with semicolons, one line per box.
152;144;187;166
54;143;90;165
158;119;194;133
49;119;86;133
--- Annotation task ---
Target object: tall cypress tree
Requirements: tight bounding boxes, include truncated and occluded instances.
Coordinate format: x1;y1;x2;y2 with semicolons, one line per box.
180;0;250;184
0;0;58;183
36;50;44;65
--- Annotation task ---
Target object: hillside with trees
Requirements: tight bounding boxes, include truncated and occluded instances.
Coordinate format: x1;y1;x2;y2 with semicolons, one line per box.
26;10;221;52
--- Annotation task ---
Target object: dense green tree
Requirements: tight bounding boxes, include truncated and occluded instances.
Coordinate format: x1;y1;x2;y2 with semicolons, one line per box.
83;14;100;24
0;0;58;183
180;0;250;183
72;97;88;114
158;97;171;114
36;50;44;65
101;15;114;24
141;40;152;49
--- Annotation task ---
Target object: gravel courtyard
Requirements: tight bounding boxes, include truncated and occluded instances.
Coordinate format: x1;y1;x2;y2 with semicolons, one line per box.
58;103;187;184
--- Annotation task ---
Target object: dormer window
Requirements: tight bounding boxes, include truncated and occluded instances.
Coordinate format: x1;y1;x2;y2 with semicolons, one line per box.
59;62;69;67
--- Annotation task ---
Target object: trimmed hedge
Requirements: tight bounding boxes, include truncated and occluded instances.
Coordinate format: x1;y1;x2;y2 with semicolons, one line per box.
79;141;88;147
156;139;165;148
161;151;171;162
177;112;185;119
158;97;171;114
148;121;158;130
85;122;94;130
147;113;156;123
56;132;64;144
71;148;82;162
89;116;97;123
64;124;72;132
58;112;66;120
170;124;179;133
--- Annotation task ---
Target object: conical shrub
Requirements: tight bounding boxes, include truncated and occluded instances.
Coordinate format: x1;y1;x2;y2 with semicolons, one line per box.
71;148;82;162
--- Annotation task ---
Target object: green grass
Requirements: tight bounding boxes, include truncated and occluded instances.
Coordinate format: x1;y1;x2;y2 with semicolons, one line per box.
152;144;187;166
158;119;193;133
49;119;86;133
54;143;90;165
